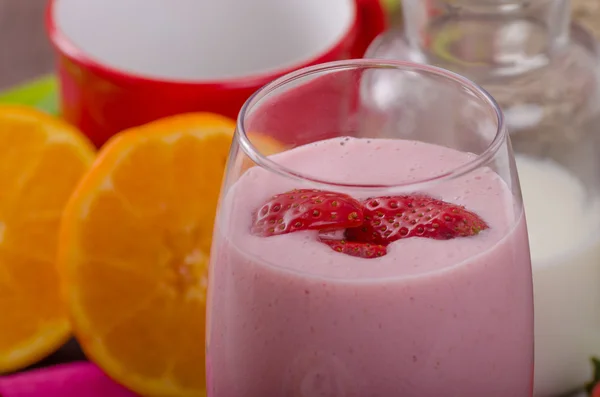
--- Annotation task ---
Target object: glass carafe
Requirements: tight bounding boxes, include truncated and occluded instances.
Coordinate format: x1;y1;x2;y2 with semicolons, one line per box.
573;0;600;39
364;1;600;396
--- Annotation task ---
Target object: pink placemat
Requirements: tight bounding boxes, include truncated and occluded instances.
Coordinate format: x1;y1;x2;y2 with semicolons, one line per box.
0;362;138;397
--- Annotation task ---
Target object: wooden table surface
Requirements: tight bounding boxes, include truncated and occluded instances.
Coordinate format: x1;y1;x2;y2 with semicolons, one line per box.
0;0;55;90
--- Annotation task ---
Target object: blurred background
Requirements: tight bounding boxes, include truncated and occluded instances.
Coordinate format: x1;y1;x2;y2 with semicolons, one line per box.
1;0;599;90
0;1;54;89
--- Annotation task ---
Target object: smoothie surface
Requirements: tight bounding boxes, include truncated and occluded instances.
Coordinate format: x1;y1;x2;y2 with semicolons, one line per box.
220;137;520;280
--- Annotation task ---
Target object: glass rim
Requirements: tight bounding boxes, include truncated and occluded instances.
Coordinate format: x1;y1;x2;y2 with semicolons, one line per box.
236;59;506;192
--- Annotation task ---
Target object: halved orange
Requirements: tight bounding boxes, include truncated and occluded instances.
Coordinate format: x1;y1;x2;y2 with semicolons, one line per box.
59;113;285;397
0;105;95;373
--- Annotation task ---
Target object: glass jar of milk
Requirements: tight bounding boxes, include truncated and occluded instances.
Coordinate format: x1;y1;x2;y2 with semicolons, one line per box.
363;1;600;396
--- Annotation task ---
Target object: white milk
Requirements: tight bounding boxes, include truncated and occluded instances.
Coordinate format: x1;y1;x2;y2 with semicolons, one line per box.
517;155;600;397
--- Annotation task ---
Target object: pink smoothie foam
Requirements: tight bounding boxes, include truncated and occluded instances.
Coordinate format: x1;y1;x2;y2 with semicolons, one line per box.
207;137;533;397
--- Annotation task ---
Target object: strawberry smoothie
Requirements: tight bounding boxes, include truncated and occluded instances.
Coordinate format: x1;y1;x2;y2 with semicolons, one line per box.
207;137;533;397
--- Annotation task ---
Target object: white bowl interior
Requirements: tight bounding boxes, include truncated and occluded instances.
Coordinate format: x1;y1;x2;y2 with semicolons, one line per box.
53;0;355;81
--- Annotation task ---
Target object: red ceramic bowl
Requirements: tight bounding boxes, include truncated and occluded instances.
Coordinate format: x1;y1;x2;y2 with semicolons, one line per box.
46;0;386;147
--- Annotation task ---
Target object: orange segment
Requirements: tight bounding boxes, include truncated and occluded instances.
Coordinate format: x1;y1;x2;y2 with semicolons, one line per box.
0;105;95;373
59;112;248;397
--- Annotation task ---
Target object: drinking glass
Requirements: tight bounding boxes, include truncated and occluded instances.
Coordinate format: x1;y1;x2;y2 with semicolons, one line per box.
206;60;534;397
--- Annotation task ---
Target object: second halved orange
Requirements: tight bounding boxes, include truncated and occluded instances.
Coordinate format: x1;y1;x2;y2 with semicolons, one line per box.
59;112;285;397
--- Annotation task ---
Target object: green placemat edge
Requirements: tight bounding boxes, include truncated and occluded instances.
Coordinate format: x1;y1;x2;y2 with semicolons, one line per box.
0;75;59;116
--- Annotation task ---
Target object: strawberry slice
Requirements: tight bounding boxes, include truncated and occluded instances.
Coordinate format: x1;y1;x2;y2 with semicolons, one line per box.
251;189;364;237
345;195;488;245
586;357;600;396
320;238;387;259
